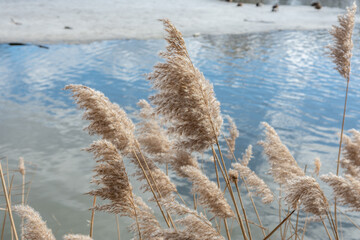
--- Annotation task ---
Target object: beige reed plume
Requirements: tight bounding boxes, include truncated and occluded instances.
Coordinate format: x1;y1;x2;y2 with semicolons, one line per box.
171;150;199;178
321;173;360;211
63;234;92;240
137;99;171;161
180;166;234;219
226;116;239;158
328;2;356;80
341;129;360;177
19;157;25;176
65;84;136;154
87;140;163;239
314;158;321;176
259;122;305;185
148;19;223;152
159;197;224;240
284;176;329;216
13;205;56;240
232;146;274;204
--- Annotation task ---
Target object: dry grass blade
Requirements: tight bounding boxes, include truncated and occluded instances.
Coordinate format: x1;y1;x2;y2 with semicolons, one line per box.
13;205;55;240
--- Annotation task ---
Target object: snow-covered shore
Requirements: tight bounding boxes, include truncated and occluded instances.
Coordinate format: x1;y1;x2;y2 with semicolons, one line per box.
0;0;352;44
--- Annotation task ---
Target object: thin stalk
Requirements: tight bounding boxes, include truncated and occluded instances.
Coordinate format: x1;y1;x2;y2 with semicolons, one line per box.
264;210;296;240
294;208;301;240
132;150;171;228
0;163;18;240
335;77;350;235
320;216;333;240
279;188;283;240
129;195;142;240
21;172;25;240
211;146;248;240
193;193;197;210
224;219;231;240
327;209;339;240
115;215;121;240
1;175;14;240
135;144;177;230
234;180;253;240
325;211;337;240
90;196;96;238
338;208;360;230
301;214;309;240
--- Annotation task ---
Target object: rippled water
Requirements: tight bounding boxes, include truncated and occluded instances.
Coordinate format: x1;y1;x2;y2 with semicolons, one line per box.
1;29;360;239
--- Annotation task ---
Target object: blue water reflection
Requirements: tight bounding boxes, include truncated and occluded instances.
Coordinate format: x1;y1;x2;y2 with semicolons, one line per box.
0;29;359;239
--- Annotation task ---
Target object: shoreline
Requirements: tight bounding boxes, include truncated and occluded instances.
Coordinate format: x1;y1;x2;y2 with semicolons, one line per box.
0;0;353;44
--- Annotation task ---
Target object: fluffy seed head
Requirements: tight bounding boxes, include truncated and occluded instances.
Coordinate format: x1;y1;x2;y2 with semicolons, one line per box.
63;235;92;240
259;122;305;185
13;205;56;240
341;129;360;177
148;19;222;152
65;84;136;154
314;158;321;176
328;2;356;80
226;116;239;158
180;166;234;219
284;176;328;216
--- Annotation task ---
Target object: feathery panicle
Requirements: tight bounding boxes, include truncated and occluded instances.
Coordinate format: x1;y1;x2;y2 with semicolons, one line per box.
226;116;239;158
171;150;199;178
241;145;252;167
63;234;92;240
284;176;328;216
328;2;356;80
180;166;234;218
132;196;164;240
341;129;360;177
232;146;274;204
228;169;239;183
259;122;305;185
13;205;55;240
137;99;172;160
65;84;136;154
159;197;224;240
19;157;25;176
130;152;176;200
232;163;274;204
148;19;222;152
87;140;163;238
321;173;360;211
87;140;134;215
314;158;321;176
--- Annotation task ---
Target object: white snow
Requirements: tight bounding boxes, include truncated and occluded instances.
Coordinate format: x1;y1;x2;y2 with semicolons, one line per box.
0;0;353;44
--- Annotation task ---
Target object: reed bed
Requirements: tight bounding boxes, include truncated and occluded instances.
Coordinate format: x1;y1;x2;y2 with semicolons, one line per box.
1;2;359;239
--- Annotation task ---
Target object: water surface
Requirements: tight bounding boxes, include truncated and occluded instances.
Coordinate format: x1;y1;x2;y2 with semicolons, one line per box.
1;29;360;239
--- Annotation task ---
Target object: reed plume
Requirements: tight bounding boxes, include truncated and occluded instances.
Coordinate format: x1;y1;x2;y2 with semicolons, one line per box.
232;146;274;204
137;99;171;161
19;157;25;176
341;129;360;177
171;150;199;178
13;205;55;240
159;197;224;240
328;2;356;80
259;122;305;185
63;235;92;240
180;166;234;219
148;19;222;152
87;140;163;239
65;84;136;154
321;173;360;211
314;158;321;176
284;176;329;216
226;116;239;158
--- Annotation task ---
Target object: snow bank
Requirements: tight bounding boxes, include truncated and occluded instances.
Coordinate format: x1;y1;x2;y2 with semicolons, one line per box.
0;0;352;44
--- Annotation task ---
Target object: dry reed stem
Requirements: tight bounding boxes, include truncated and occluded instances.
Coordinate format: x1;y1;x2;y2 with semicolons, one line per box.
264;210;296;240
0;163;18;240
19;157;26;240
13;205;54;240
115;215;121;240
63;234;92;240
1;175;14;240
89;196;96;238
